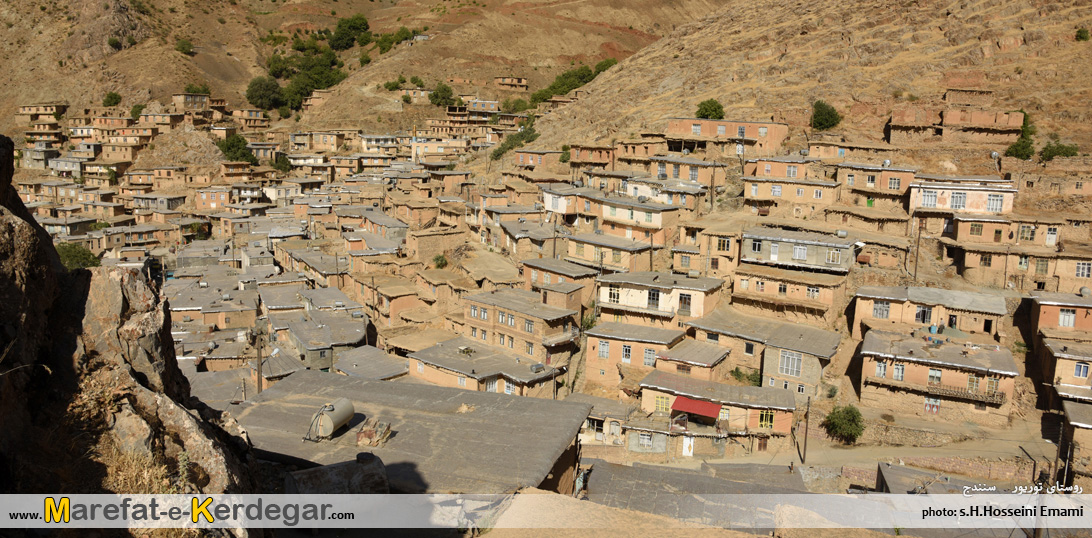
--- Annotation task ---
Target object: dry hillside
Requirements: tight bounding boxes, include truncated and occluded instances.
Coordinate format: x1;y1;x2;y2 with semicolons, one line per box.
526;0;1092;166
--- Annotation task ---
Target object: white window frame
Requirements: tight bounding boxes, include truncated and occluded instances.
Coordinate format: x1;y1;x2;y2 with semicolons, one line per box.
778;349;802;377
873;300;890;319
598;340;610;359
1060;308;1076;328
793;245;807;260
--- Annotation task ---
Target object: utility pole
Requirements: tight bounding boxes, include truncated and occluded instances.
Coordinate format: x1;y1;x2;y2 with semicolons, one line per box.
255;328;263;395
912;211;922;282
802;396;811;465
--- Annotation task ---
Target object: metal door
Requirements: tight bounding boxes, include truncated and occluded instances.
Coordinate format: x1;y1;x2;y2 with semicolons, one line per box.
682;436;695;457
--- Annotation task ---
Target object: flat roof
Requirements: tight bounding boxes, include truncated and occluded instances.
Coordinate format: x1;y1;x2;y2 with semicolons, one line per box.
409;337;559;384
1030;290;1092;308
233;370;591;493
521;257;598;278
742;226;855;248
464;288;576;321
639;370;796;411
687;306;841;358
860;330;1018;376
333;345;409;380
597;271;723;292
856;286;1009;316
585;322;686;345
656;339;729;367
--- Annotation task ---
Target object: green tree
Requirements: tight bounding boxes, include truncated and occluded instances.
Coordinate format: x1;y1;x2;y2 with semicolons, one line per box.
89;221;111;231
529;65;596;106
383;80;401;91
55;242;101;271
428;82;456;107
103;92;122;107
1040;136;1079;162
273;154;292;173
502;98;530;114
175;38;194;55
129;104;146;119
491;117;538;160
217;134;259;165
184;83;211;94
695;99;725;120
359;52;371;66
402;94;412;104
822;405;865;444
1077;28;1090;41
432;254;448;269
108;37;122;50
810;100;842;131
330;14;370;50
410;76;424;88
559;145;571;163
1005;110;1036;160
594;58;617;74
246;76;283;110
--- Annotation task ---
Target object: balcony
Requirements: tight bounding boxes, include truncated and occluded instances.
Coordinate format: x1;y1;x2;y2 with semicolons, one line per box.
600;299;676;318
543;327;580;347
864;376;1006;405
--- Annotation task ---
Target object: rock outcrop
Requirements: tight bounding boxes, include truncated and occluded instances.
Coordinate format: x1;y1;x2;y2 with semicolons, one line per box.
0;134;255;505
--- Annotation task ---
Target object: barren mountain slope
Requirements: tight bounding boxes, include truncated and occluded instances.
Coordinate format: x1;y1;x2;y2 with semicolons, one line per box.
527;0;1092;155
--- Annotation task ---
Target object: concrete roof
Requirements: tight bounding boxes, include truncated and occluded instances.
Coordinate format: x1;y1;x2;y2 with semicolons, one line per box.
585;322;686;345
465;288;577;321
562;393;636;421
459;251;521;283
233;370;591;493
639;370;796;411
1030;290;1092;308
687;306;841;359
597;271;723;292
733;264;846;287
860;330;1019;376
299;287;362;310
257;285;306;311
569;232;652;251
856;286;1008;316
1042;338;1092;361
742;226;855;248
409;337;559;384
333;345;409;380
1062;399;1092;429
657;339;729;367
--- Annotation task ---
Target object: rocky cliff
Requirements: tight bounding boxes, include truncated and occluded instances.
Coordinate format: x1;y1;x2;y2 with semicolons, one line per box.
0;134;255;521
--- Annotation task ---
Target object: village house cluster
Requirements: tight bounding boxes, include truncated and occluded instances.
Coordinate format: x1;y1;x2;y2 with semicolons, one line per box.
11;80;1092;496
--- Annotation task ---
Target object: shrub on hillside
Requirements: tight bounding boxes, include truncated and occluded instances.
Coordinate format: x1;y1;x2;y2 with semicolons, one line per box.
246;76;283;110
1040;136;1079;162
175;38;194;55
1004;111;1036;160
108;37;122;50
432;254;448;269
330;14;370;50
56;243;101;271
1077;28;1090;41
428;82;456;107
822;405;865;444
129;104;145;120
402;94;412;104
810;100;842;131
217;134;258;165
102;92;122;107
410;76;424;88
184;83;211;95
695;99;724;120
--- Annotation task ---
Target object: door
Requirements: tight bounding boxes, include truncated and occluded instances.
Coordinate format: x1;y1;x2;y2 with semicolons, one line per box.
1046;226;1058;247
948;315;957;328
678;294;692;316
485;378;497;393
610;421;621;436
983;319;993;333
682;436;695;457
770;243;779;261
994;229;1002;243
757;437;768;452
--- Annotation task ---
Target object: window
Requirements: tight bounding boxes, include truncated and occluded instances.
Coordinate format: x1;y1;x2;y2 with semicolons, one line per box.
417;361;424;373
575;243;585;256
691;124;701;135
531;270;538;283
751;239;762;253
1019;225;1036;241
676;364;691;375
680;254;690;268
638;432;654;448
654;395;670;413
505;381;515;395
873;300;890;319
970;223;983;236
796;188;805;197
797;384;805;394
764;164;772;175
1078;262;1092;278
758;126;768;137
628;208;635;220
826;250;841;265
672;164;680;179
1035;258;1048;275
645;210;654;223
922;190;937;208
745;342;755;355
471;305;478;318
689;168;698;181
779;350;802;377
847;174;855;186
987;194;1003;213
771;185;782;197
718;408;730;422
786;166;798;178
756;281;765;292
647;288;660;309
737;126;746;138
875;361;887;378
1018;255;1030;271
609;206;617;217
981;253;992;267
471;327;478;338
924;397;940;414
458;376;466;387
1078;181;1085;190
481;330;487;341
915;305;933;324
644;348;656;366
1060;308;1077;328
717;125;726;135
740;278;749;290
951;191;966;210
598;341;610;358
928;368;942;385
498;312;507;325
612;251;621;263
806;286;820;299
793;245;807;260
524;320;534;333
759;410;774;429
481;308;489;321
585;200;591;212
718;237;731;251
508;314;516;327
750;183;759;196
608;285;619;303
778;283;787;295
893;364;905;381
621;345;632;364
967;374;980;393
888;177;901;190
507;336;514;348
1076;362;1090;378
526;343;534;356
814;189;823;199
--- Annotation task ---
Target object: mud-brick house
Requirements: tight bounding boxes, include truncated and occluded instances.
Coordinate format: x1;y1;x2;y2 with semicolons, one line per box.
858;330;1017;428
731;263;847;326
407;336;562;398
851;285;1010;340
596;271;723;328
462;288;580;367
664;118;789;156
584;322;687;390
635;370;795;458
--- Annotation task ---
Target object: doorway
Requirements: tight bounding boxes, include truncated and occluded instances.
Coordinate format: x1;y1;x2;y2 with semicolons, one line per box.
682;436;695;457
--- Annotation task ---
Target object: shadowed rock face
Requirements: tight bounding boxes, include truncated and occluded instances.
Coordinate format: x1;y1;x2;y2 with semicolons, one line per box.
0;134;256;501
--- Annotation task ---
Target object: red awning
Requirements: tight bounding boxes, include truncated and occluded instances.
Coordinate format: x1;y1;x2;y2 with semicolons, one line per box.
670;395;721;418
